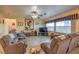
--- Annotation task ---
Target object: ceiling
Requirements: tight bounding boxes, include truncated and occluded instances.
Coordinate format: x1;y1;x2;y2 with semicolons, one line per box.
0;5;78;19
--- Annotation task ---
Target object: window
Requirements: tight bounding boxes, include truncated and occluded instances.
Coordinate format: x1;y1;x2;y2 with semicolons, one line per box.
46;22;54;31
56;21;71;33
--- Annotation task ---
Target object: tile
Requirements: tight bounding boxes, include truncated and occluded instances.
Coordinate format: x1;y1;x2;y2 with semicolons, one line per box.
24;36;50;48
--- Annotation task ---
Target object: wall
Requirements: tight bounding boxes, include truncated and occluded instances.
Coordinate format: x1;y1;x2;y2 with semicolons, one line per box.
75;19;79;32
0;18;5;36
34;19;45;34
34;19;45;30
71;19;79;33
16;18;25;32
4;18;16;34
0;18;16;36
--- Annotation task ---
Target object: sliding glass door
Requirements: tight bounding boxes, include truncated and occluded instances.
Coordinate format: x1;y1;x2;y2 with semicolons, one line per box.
46;20;71;33
56;20;71;33
46;22;54;31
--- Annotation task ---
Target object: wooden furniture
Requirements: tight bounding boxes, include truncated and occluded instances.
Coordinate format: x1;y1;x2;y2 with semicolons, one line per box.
26;45;45;54
38;32;48;36
25;31;37;36
29;48;41;54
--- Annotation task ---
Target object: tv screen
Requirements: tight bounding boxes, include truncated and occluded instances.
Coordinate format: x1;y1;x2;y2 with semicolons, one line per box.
39;27;48;32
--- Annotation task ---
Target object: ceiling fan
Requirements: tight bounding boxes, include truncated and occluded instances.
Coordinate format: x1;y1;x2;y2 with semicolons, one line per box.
31;11;47;19
25;6;47;19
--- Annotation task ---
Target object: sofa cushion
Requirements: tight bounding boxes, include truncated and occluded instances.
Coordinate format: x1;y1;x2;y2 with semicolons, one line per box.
57;38;71;54
57;35;66;40
4;43;27;54
54;35;67;41
67;36;79;53
51;41;59;54
51;35;71;54
68;47;79;54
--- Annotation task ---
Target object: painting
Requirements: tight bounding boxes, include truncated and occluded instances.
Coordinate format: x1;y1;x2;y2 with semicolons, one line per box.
25;19;34;30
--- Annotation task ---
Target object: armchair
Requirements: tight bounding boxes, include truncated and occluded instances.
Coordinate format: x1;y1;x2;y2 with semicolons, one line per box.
0;35;27;54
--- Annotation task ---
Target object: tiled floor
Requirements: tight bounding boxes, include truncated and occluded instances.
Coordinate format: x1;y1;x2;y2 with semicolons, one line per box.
24;36;51;48
24;36;51;54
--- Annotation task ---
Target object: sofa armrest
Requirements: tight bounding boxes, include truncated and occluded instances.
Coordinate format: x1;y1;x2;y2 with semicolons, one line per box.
41;42;51;48
41;42;51;54
4;42;27;54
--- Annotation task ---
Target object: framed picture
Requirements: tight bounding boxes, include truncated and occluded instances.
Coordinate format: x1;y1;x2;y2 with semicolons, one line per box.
25;19;34;30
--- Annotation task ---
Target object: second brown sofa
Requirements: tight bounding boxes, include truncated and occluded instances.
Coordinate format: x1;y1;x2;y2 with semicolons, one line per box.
0;35;27;54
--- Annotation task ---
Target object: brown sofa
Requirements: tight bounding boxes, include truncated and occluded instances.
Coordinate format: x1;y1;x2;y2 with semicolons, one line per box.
41;32;79;54
0;35;27;54
67;36;79;54
41;35;71;54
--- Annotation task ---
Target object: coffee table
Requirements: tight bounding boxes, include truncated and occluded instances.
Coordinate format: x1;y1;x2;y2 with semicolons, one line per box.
26;45;45;54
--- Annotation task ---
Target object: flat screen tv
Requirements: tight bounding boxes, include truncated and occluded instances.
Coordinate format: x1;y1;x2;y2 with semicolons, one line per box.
39;27;48;32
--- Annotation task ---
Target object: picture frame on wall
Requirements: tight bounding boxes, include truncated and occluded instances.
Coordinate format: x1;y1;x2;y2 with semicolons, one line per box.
25;19;34;30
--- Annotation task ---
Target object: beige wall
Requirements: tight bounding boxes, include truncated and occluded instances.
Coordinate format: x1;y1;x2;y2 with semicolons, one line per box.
34;19;45;30
71;20;76;33
16;18;25;32
0;18;5;36
75;19;79;32
5;18;16;34
0;18;16;36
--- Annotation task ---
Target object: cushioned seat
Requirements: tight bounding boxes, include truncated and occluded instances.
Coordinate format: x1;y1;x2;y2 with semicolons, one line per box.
0;35;27;54
67;36;79;54
4;43;27;54
68;47;79;54
41;35;71;54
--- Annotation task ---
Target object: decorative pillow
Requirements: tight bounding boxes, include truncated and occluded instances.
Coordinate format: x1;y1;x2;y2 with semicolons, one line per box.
58;35;66;40
54;35;66;41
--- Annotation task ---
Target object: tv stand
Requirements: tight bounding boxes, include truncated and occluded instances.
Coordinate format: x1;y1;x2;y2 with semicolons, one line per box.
38;32;48;36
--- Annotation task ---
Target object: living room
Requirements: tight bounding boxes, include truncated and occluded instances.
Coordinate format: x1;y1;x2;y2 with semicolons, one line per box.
0;5;79;54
